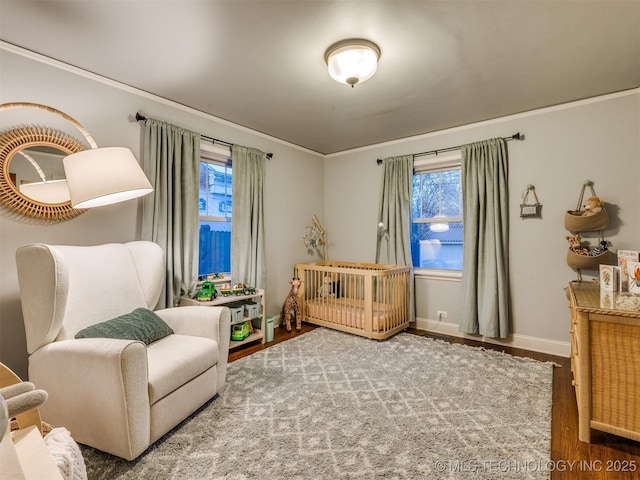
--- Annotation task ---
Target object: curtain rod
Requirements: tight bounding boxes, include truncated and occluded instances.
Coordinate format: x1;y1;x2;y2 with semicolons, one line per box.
135;113;273;159
376;132;524;165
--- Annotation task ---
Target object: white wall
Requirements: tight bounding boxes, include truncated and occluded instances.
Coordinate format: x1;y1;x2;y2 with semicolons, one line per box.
325;90;640;355
0;48;325;379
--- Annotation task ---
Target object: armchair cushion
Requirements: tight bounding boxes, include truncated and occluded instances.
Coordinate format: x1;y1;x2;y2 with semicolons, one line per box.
74;308;174;345
146;335;219;404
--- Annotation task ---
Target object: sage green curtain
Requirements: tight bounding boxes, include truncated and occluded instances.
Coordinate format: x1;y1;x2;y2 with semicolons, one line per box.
460;138;510;338
231;145;266;289
141;118;200;308
376;154;415;323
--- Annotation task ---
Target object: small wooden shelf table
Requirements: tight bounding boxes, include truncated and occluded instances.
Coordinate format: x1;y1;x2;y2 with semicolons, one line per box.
180;289;266;350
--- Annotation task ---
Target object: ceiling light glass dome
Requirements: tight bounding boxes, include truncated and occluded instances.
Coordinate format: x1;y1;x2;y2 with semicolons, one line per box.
325;39;381;87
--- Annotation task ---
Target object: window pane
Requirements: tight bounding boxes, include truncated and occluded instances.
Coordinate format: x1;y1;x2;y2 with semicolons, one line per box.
411;222;463;270
199;220;231;275
411;169;462;219
199;162;232;218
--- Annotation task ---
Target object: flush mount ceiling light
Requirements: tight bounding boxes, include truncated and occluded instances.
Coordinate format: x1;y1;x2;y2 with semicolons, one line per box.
324;39;381;87
429;214;450;233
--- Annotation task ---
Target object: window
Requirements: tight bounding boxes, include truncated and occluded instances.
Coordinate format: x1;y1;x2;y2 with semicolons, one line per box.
411;155;463;272
198;146;232;276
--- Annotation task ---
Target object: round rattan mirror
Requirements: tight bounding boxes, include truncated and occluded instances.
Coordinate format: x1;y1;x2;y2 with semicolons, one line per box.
0;103;96;221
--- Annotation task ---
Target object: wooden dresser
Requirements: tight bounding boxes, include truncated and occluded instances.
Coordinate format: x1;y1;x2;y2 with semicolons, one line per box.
566;281;640;443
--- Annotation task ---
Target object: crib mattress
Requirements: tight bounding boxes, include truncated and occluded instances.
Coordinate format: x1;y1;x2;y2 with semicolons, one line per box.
306;297;397;332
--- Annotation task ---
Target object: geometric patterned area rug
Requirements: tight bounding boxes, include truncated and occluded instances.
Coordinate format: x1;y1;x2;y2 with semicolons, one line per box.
81;328;553;479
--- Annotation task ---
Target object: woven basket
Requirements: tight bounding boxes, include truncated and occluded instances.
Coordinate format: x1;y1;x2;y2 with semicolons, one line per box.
564;182;608;232
564;208;608;232
566;248;611;270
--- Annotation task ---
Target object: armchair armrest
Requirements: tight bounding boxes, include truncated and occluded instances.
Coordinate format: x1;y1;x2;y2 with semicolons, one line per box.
155;306;228;340
28;338;150;460
155;306;231;389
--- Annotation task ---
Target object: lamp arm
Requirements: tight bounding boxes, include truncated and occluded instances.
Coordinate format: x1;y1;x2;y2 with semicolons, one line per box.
0;102;98;149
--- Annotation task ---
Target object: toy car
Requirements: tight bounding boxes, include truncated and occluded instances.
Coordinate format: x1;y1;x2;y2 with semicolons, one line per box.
196;281;217;301
231;321;251;341
219;284;236;296
220;283;250;296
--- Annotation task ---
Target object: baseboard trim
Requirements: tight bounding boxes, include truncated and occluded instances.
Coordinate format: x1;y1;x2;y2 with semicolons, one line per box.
415;317;570;358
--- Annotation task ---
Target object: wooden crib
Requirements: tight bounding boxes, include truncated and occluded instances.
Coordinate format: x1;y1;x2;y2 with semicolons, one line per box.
294;261;410;340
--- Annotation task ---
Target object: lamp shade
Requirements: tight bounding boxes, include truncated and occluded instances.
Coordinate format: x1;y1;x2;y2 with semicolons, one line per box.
63;147;153;208
325;39;380;87
19;179;70;204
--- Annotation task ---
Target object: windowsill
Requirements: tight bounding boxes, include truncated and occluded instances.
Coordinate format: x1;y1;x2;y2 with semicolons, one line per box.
414;268;462;281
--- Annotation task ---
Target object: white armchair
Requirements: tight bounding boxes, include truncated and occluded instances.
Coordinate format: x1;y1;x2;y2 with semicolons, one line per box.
15;241;230;460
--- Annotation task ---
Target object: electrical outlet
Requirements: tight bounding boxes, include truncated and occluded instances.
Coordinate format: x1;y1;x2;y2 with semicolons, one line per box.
437;310;448;319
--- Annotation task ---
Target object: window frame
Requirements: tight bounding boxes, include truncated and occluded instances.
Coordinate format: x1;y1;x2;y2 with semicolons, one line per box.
412;153;463;281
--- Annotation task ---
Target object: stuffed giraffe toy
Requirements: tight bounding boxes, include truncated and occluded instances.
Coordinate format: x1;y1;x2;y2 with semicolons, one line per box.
280;277;302;332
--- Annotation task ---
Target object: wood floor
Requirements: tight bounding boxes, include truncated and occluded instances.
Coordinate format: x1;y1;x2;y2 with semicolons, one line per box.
228;324;640;480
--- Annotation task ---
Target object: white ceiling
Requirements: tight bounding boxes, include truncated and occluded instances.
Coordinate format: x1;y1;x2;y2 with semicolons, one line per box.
1;1;639;155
